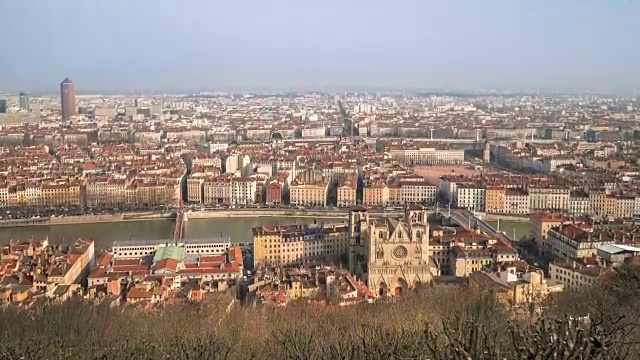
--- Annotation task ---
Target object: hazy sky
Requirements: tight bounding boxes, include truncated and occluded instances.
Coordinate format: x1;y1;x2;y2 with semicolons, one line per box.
1;0;639;93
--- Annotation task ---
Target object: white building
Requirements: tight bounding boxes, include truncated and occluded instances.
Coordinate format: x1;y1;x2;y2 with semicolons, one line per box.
400;181;437;204
549;263;601;291
230;177;257;205
456;185;485;212
389;148;465;166
225;154;239;174
301;126;326;138
503;188;530;215
111;238;232;258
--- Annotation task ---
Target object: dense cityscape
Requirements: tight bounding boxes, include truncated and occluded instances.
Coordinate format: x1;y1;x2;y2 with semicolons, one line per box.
0;79;639;357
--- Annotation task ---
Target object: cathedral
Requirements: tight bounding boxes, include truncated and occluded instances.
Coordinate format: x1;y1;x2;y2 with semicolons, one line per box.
349;205;435;297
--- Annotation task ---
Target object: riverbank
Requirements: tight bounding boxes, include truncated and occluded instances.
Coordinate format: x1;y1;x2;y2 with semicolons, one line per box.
0;212;175;228
186;210;351;219
185;209;411;219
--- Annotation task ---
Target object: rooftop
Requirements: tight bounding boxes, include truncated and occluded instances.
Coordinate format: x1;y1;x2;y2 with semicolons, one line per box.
152;245;185;264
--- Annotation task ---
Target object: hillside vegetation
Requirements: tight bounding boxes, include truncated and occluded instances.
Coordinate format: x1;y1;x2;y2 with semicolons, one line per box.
1;264;639;359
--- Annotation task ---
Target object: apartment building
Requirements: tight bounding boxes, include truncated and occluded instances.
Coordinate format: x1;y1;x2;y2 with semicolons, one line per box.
230;177;257;205
614;196;635;219
134;181;178;207
46;239;95;285
503;188;530;215
362;183;388;207
548;262;604;291
24;184;42;207
41;182;82;206
253;223;349;267
289;181;328;207
568;191;590;216
470;262;563;309
547;224;615;261
266;181;283;205
86;178;127;207
387;183;402;206
529;213;567;251
527;185;570;212
456;185;485;212
203;177;231;205
588;189;606;215
186;177;204;204
322;164;358;185
438;177;458;203
430;226;518;277
400;180;437;204
337;179;357;208
485;187;506;213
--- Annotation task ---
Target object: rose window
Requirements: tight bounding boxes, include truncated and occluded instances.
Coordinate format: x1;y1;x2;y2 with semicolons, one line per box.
392;245;408;260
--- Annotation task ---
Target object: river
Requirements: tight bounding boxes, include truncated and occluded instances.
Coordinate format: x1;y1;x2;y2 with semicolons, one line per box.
0;215;531;250
0;216;347;249
485;219;530;241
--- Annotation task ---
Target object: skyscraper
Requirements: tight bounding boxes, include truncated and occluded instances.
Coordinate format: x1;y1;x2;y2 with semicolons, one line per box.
60;77;76;120
0;99;6;113
19;91;30;111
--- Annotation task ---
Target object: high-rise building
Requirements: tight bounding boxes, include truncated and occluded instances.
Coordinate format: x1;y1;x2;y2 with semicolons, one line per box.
19;91;30;111
0;99;6;113
60;77;76;120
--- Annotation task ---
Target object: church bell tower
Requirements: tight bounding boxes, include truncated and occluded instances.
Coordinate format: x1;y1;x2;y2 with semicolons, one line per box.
348;206;369;276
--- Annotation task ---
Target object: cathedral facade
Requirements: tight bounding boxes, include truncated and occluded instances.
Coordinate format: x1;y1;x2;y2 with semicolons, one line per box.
349;205;434;297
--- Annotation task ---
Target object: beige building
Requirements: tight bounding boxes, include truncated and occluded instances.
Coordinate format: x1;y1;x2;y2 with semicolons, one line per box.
41;182;82;207
529;212;567;251
203;177;231;205
387;183;402;206
289;181;328;207
86;178;127;207
588;189;606;215
429;225;519;277
470;262;563;310
252;222;349;267
186;177;204;204
362;183;388;207
527;185;570;212
337;180;357;208
614;196;635;219
134;180;178;207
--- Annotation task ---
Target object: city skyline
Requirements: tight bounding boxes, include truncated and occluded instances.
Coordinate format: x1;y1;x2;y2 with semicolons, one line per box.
1;1;639;93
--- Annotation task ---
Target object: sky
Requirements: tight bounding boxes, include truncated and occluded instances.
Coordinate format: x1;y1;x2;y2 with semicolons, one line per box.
0;0;639;94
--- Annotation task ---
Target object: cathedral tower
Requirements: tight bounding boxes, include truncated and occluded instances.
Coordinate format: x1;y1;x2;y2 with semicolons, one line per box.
348;206;369;276
483;141;491;163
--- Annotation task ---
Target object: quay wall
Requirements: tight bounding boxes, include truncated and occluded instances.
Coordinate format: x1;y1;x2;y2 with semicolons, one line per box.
0;212;174;228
